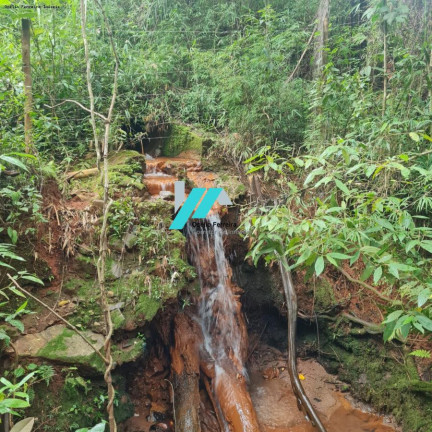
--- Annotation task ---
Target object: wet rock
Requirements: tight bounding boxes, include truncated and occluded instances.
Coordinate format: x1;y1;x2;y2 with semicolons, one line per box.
159;190;174;200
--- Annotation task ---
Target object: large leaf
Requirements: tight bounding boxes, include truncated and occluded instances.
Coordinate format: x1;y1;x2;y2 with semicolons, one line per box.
0;155;28;172
315;256;325;276
10;417;35;432
89;424;106;432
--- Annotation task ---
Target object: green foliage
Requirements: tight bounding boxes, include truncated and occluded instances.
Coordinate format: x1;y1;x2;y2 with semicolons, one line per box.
243;139;432;340
409;350;431;359
0;363;53;419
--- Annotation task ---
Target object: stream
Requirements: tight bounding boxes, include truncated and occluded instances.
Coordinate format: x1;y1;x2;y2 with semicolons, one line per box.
138;154;399;432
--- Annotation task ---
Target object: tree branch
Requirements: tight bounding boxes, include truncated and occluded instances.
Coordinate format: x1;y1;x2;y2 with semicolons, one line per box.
44;100;107;121
336;266;396;303
285;25;317;84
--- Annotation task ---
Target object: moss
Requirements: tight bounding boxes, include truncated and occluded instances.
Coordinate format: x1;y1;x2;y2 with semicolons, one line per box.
112;338;145;365
108;150;146;171
71;150;146;198
135;294;161;322
64;277;97;297
111;309;126;330
317;330;432;432
162;124;204;157
37;327;105;373
314;278;336;310
74;254;97;276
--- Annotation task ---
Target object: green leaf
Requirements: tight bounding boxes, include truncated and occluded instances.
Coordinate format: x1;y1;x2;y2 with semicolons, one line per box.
418;288;431;308
327;252;352;260
409;350;431;359
383;310;403;323
416;314;432;331
360;264;374;281
21;275;44;285
304;167;325;186
0;330;10;345
7;228;18;245
0;155;28;172
420;240;432;254
373;266;382;284
89;424;106;432
409;132;420;142
315;256;325;276
365;164;377;178
388;263;399;279
16;301;28;314
383;319;398;342
334;179;350;195
8;286;26;298
7;319;24;333
0;399;30;409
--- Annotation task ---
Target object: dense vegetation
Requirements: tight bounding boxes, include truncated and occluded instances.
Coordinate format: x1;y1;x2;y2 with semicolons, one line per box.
1;0;432;430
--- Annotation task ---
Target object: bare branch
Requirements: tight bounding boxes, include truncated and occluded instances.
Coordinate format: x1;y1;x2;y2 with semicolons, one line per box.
337;266;397;304
285;25;317;84
44;100;107;121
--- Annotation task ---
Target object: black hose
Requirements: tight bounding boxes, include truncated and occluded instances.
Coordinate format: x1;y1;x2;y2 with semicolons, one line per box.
278;255;327;432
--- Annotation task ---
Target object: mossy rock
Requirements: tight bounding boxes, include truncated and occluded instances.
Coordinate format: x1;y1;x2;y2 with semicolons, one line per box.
162;124;205;157
108;150;146;173
12;324;105;374
72;150;146;198
112;338;145;366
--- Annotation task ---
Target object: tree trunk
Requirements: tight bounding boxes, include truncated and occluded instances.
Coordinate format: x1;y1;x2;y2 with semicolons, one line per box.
314;0;330;77
21;18;33;153
382;20;387;117
171;314;202;432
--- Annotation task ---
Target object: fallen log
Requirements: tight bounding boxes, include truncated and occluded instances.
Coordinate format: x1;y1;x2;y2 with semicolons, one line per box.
66;167;99;180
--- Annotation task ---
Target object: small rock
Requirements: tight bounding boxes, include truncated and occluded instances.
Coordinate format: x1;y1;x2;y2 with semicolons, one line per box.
109;301;125;311
111;261;123;278
123;233;137;249
107;290;115;298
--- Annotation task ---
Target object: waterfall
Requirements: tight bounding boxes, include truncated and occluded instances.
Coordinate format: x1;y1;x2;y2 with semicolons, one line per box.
186;214;260;432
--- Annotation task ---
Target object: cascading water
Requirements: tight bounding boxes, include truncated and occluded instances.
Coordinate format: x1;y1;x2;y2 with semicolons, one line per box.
186;214;261;432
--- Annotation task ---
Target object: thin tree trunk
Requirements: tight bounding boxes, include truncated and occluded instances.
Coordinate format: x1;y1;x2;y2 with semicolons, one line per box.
382;20;387;117
314;0;330;140
80;0;101;169
80;0;119;430
21;19;33;153
314;0;330;77
94;1;119;430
